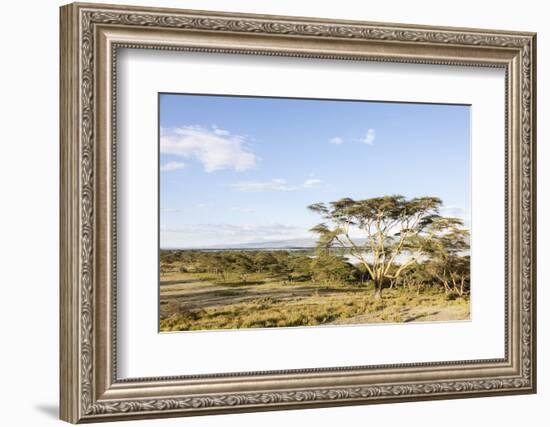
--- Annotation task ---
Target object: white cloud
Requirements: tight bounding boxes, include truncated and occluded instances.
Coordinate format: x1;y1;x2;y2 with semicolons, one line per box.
329;136;344;145
161;208;184;213
161;125;256;172
160;223;310;248
160;161;185;172
212;125;230;136
163;223;301;236
230;178;323;192
303;178;322;188
359;128;376;145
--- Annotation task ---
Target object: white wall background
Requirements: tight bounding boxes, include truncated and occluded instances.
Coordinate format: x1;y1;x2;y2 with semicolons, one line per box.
0;1;545;426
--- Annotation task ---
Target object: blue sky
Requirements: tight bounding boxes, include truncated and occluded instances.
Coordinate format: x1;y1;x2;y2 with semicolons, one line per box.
159;94;470;248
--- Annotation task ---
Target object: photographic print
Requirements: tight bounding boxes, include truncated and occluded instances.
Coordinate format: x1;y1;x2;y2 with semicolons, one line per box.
159;94;471;332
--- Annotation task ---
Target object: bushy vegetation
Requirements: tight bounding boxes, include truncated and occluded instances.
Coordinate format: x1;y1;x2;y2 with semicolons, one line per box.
160;246;469;294
161;249;357;286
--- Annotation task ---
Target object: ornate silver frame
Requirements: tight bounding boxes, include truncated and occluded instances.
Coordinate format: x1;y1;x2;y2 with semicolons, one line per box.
60;2;537;423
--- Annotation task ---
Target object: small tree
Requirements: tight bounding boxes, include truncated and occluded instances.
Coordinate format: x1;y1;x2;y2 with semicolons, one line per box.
423;217;470;295
286;254;314;282
308;195;442;298
448;255;470;296
309;252;355;286
393;262;429;293
201;252;231;281
252;251;279;274
232;252;254;282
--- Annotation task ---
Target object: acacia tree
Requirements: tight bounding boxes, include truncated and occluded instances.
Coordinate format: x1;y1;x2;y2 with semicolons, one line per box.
423;217;470;295
308;195;442;298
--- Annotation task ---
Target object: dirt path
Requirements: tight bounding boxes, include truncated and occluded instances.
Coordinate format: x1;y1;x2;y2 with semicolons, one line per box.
329;303;469;325
160;276;362;310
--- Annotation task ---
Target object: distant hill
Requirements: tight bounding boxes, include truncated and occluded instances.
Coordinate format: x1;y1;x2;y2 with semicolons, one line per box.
163;237;371;251
207;238;318;250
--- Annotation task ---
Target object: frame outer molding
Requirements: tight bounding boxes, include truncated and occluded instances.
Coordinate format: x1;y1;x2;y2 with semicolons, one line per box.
60;2;536;423
60;4;81;423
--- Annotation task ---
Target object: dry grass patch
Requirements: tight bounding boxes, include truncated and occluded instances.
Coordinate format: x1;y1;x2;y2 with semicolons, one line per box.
160;282;469;332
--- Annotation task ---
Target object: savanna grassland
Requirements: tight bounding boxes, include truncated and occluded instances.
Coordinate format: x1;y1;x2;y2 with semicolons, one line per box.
159;248;469;332
160;195;471;332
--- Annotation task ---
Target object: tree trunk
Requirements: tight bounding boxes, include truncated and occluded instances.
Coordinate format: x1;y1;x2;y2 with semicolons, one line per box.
374;277;383;299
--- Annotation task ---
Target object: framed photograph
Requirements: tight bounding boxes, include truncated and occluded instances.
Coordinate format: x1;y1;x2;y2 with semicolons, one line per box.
60;2;536;423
